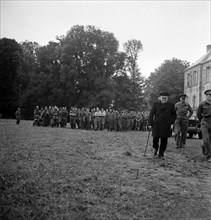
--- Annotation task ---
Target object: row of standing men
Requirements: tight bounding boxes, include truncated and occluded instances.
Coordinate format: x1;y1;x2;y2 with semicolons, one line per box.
33;106;149;132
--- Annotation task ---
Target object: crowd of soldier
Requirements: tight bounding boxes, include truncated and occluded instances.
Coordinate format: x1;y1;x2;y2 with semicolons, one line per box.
33;105;149;132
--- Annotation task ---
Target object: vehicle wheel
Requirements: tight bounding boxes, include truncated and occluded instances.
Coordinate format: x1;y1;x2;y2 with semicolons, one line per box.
188;132;193;138
198;132;202;139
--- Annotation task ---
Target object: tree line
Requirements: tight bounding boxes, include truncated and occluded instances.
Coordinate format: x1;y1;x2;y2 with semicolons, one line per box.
0;25;190;119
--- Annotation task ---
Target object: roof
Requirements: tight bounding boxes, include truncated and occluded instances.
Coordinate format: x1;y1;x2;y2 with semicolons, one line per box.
185;49;211;71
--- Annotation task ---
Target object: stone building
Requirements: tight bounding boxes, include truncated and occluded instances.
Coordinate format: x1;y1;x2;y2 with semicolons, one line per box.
184;45;211;117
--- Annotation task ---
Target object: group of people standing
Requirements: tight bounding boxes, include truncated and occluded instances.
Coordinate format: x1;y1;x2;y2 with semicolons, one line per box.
15;89;211;162
33;105;149;132
33;106;68;127
148;89;211;162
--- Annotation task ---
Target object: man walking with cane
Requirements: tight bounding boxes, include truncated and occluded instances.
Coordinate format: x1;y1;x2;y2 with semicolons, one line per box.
148;92;176;159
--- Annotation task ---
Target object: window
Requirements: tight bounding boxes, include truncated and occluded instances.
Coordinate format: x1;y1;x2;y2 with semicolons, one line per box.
193;70;198;85
187;70;199;87
192;95;196;111
193;71;196;85
205;66;210;83
187;72;191;87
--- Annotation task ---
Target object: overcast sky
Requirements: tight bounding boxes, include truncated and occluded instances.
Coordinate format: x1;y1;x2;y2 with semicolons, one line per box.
1;0;210;77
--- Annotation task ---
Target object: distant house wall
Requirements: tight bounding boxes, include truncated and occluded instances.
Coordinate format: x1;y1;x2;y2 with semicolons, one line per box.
184;46;211;117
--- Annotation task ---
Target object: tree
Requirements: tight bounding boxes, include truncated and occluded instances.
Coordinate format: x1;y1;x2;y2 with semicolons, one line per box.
20;41;62;118
59;25;119;108
20;40;40;75
0;38;23;118
119;39;145;110
123;39;143;82
145;58;190;106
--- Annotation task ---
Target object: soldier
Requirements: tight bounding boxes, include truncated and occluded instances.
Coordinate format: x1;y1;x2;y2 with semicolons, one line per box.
76;108;80;129
85;108;91;130
52;106;59;127
197;89;211;162
33;106;41;126
131;111;136;130
41;106;50;126
117;110;123;131
104;109;109;130
107;109;114;131
174;94;193;148
60;107;68;127
101;108;106;130
128;110;133;130
90;108;95;130
135;111;143;131
63;107;68;127
15;107;21;125
113;110;118;131
48;106;53;127
122;110;128;131
69;107;77;129
148;92;176;159
94;107;101;131
142;111;149;131
79;107;86;129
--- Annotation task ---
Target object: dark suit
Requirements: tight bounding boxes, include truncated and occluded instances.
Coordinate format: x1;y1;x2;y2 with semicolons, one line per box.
148;100;176;157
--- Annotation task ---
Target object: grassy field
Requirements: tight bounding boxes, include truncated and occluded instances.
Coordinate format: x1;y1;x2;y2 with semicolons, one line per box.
0;119;211;220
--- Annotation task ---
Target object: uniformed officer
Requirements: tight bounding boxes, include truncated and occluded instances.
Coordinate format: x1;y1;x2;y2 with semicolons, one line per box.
197;89;211;162
174;94;193;148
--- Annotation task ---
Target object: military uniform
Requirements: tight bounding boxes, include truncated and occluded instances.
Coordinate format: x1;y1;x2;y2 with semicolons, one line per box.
197;89;211;162
135;111;143;131
101;109;106;130
41;107;50;126
33;106;41;126
94;108;101;131
15;108;21;125
174;94;193;148
69;107;77;129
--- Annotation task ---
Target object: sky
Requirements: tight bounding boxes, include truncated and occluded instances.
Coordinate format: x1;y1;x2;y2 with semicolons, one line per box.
1;0;210;77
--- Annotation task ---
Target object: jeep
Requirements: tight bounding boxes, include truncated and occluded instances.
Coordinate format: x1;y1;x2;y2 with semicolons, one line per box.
188;119;202;139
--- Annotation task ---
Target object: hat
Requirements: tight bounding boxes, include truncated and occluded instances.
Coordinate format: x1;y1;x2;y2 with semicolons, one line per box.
160;92;169;96
204;89;211;95
179;94;187;98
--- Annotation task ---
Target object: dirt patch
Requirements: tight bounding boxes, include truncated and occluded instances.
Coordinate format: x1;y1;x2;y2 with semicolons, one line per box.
0;119;211;220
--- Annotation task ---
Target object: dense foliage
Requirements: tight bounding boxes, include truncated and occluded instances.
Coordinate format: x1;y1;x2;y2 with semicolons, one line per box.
145;58;190;106
0;25;189;118
0;38;23;117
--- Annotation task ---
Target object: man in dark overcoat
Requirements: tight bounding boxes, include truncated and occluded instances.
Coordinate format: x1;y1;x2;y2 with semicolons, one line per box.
148;92;176;158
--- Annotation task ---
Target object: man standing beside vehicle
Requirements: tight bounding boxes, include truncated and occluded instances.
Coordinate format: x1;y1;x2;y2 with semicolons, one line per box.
148;92;176;159
174;94;193;148
197;89;211;162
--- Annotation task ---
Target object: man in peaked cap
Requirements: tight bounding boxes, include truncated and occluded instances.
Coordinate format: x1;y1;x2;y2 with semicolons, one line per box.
148;92;176;159
204;89;211;95
197;89;211;162
174;94;193;148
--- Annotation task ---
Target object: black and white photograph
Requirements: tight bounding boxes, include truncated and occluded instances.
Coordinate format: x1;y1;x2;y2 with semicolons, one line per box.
0;1;211;219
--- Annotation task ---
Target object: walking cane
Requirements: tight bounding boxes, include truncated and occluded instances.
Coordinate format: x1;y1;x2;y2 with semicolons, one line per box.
144;129;151;156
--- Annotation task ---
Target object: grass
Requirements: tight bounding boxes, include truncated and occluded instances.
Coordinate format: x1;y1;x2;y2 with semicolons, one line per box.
0;119;211;220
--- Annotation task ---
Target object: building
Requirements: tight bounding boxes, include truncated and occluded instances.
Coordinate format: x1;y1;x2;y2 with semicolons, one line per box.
184;45;211;117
